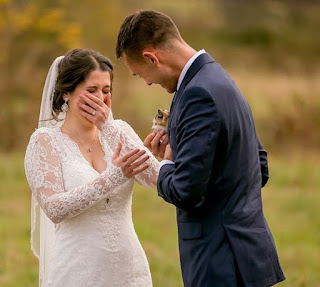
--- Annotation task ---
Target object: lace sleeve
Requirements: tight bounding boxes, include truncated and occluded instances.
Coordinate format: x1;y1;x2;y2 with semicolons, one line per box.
24;130;127;224
100;113;159;188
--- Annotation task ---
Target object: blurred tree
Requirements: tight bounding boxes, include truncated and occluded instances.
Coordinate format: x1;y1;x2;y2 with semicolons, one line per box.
0;0;319;153
0;0;82;151
215;0;320;57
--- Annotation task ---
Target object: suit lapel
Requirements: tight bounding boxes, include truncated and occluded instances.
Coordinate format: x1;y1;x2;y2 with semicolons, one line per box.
168;53;215;130
178;53;215;96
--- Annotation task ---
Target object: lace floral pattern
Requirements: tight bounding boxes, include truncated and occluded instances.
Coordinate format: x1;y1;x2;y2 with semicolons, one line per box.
25;129;127;223
100;111;158;188
24;116;159;287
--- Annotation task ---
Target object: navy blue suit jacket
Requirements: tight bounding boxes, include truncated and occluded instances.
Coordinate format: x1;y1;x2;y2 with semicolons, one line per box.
157;53;285;287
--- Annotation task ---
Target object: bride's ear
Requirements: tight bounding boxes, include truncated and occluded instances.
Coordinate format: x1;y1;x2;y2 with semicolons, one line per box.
62;93;70;101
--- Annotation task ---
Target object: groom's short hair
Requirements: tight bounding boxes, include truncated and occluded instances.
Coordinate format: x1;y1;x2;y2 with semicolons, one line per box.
116;10;182;62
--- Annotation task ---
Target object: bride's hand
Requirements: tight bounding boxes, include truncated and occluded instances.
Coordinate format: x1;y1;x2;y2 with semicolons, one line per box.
112;143;149;178
77;93;111;129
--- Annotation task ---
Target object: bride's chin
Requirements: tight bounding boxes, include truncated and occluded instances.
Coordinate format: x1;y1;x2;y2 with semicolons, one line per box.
81;116;95;127
72;112;95;128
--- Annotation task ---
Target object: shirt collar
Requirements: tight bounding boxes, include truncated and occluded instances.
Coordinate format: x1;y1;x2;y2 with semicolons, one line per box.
176;49;206;91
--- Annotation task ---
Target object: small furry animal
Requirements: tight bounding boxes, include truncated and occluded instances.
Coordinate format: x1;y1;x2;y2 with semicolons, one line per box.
152;109;170;133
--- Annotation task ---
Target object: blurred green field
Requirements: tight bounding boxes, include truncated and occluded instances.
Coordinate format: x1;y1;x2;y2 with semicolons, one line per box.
0;152;319;286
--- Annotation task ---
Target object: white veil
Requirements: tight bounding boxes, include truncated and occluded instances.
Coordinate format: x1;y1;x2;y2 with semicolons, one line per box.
31;55;64;286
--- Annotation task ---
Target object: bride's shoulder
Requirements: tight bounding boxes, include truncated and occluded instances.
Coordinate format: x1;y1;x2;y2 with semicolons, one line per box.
32;126;57;136
29;127;58;143
25;127;61;158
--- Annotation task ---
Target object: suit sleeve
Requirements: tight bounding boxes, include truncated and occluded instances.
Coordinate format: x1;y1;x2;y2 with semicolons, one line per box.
158;87;220;212
257;137;269;187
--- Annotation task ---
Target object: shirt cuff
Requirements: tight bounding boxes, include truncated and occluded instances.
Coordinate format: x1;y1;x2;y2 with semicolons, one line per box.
159;159;174;171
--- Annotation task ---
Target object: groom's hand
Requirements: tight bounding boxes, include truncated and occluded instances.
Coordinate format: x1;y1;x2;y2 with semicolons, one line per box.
144;130;170;159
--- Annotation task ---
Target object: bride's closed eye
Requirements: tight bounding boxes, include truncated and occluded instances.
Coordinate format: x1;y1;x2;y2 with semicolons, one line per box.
86;88;110;95
86;87;98;94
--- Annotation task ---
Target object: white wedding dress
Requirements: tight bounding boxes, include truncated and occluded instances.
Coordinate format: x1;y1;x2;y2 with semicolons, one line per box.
24;117;159;287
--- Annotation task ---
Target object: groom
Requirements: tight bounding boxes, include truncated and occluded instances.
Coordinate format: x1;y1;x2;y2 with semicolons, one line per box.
116;10;285;287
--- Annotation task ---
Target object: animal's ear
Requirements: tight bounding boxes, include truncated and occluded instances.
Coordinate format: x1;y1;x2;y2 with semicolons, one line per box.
157;110;163;119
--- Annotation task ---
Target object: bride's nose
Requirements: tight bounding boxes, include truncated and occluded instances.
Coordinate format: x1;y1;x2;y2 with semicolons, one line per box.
95;90;104;100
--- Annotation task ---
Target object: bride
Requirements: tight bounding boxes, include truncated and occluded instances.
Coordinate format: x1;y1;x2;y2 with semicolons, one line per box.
24;48;160;286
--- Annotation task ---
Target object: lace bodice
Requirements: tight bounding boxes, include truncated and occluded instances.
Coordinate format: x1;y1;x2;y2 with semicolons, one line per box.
25;117;159;224
24;116;159;287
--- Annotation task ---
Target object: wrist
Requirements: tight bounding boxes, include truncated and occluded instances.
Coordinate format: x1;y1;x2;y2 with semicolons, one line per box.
100;111;114;130
102;164;127;188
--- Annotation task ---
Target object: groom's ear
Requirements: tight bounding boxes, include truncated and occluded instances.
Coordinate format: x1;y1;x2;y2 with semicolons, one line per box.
142;51;159;65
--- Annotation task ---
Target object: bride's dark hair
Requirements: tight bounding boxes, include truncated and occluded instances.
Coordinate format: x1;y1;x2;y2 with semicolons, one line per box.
52;48;113;120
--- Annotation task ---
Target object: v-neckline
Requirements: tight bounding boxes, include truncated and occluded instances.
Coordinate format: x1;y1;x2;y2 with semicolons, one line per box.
58;127;108;174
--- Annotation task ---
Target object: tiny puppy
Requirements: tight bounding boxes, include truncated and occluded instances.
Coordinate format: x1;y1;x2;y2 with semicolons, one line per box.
151;109;170;133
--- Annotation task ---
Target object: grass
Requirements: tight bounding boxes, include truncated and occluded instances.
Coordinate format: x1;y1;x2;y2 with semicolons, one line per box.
0;152;38;287
262;155;320;286
0;152;319;286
